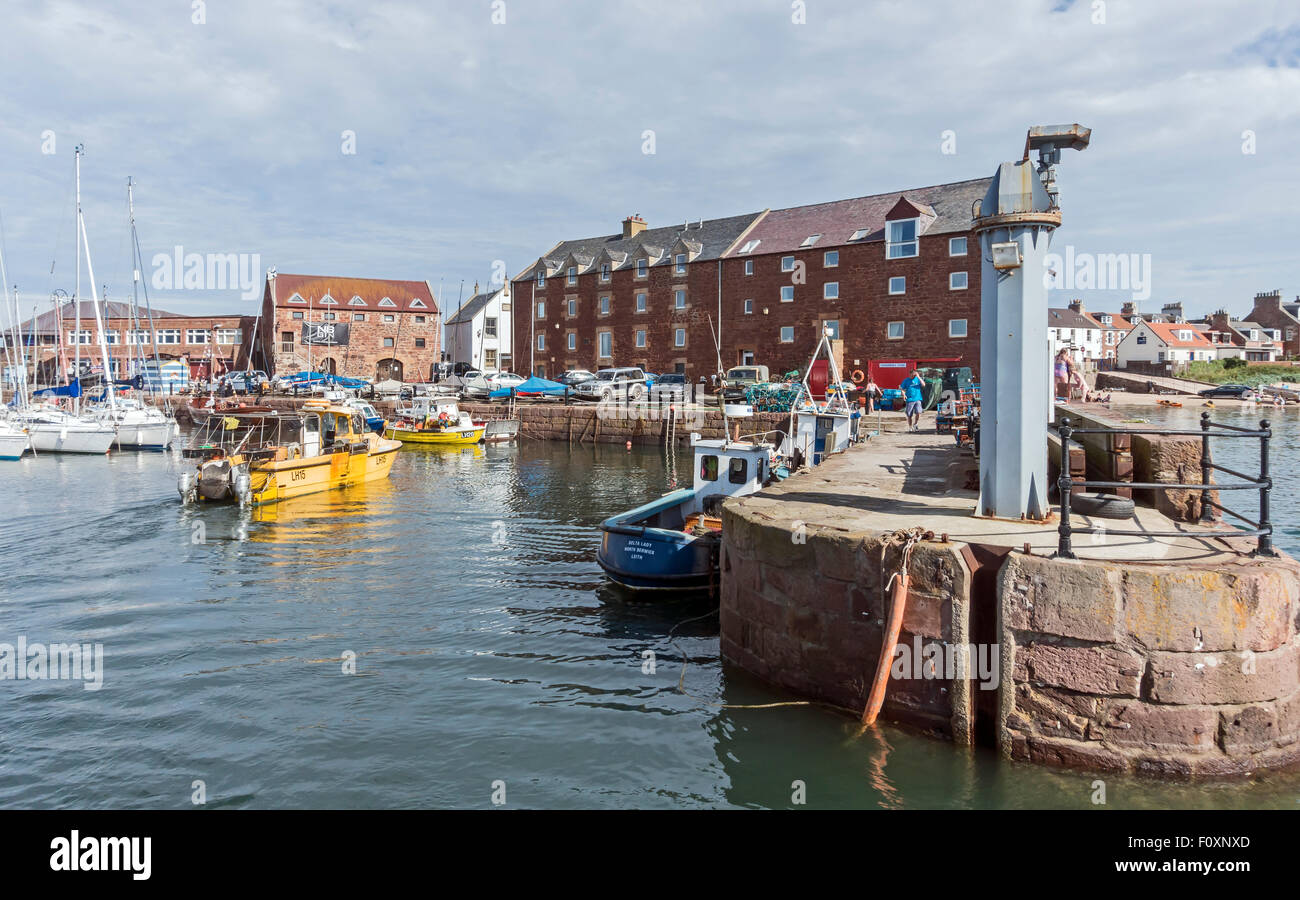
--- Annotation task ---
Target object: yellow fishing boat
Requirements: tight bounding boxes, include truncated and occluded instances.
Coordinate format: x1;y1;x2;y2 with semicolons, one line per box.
384;397;485;446
179;399;401;506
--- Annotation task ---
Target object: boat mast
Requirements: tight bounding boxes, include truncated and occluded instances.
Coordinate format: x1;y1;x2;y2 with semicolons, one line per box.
74;145;83;410
76;154;117;410
129;178;170;412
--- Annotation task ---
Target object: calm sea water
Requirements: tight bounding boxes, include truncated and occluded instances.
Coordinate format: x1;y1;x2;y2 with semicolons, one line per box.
1;417;1298;809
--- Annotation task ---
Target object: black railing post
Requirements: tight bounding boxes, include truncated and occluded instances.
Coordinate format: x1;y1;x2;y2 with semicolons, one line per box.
1057;417;1076;559
1257;418;1276;557
1199;411;1215;524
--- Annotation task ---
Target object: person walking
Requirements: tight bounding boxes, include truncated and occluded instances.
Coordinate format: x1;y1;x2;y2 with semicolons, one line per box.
863;377;880;413
1054;349;1071;400
901;369;926;432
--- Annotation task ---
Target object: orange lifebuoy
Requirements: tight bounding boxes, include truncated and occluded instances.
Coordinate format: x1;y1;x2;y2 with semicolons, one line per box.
851;369;866;384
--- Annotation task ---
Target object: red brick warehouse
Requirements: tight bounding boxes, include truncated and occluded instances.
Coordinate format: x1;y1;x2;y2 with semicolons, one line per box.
259;272;442;382
511;177;988;383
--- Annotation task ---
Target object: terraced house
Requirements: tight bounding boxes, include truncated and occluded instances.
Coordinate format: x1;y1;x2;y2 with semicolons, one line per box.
511;178;988;382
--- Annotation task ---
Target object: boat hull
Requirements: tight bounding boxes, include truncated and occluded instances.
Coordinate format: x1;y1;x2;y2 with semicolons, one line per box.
0;431;30;460
384;425;484;445
245;438;402;505
597;489;716;591
26;423;117;454
113;420;175;450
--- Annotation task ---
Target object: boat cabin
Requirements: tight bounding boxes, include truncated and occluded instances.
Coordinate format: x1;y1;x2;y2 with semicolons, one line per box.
785;407;856;467
691;435;773;515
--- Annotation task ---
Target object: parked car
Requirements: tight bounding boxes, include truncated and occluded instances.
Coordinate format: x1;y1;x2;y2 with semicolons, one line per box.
650;372;688;402
721;365;770;402
1199;383;1255;399
221;370;270;395
463;371;526;400
556;369;596;387
573;367;648;401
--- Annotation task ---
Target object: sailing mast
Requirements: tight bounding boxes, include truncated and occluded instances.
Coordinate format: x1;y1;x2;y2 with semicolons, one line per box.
76;150;117;410
127;177;171;412
74;145;83;409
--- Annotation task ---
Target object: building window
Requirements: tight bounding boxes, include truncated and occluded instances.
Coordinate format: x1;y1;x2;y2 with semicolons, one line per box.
739;239;761;254
949;237;967;256
887;321;905;340
536;301;545;319
598;332;612;358
636;259;647;278
886;219;919;258
636;329;646;348
379;296;396;307
323;312;336;321
68;330;91;345
567;298;577;317
744;259;754;275
485;350;498;368
414;315;426;323
779;326;794;343
780;286;794;302
567;333;577;351
802;234;821;247
349;295;366;306
675;290;686;309
101;331;119;345
824;250;839;268
781;256;795;272
636;293;647;312
600;263;610;282
824;282;839;299
383;314;395;323
675;253;687;274
129;330;149;345
354;313;366;322
319;294;336;305
889;276;906;295
414;338;426;348
484;317;497;337
567;266;576;285
823;320;840;340
280;331;294;352
744;299;753;314
383;337;394;348
288;293;306;304
850;228;869;241
537;334;545;351
600;296;610;315
186;329;209;344
536;270;546;288
409;298;427;309
216;329;240;344
155;329;180;345
949;318;968;338
949;271;968;290
674;328;686;347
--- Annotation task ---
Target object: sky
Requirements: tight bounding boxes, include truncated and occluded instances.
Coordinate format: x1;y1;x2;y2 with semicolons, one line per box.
0;0;1296;330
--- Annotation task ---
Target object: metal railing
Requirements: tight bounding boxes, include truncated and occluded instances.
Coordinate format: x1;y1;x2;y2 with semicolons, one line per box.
1054;412;1275;559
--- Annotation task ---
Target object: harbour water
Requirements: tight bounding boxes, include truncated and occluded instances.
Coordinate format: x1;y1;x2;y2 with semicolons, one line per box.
2;421;1299;809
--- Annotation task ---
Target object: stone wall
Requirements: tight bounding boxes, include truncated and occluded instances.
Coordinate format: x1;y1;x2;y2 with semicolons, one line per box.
999;550;1300;775
461;401;791;446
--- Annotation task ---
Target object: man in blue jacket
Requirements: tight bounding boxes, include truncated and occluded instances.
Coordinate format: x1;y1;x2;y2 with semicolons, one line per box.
901;369;926;432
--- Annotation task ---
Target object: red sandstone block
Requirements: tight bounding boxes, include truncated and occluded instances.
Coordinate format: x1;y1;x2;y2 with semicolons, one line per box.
1122;566;1296;653
1001;554;1122;643
900;589;947;640
1097;701;1218;752
1147;641;1300;705
1026;735;1130;773
1277;689;1300;747
1018;643;1143;697
1218;703;1279;755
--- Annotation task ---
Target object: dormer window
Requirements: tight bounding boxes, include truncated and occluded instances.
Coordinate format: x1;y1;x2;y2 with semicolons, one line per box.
1179;330;1192;342
348;295;366;306
288;293;306;304
600;263;610;282
409;298;426;308
567;266;576;285
1100;314;1112;324
536;270;546;288
378;296;396;307
739;240;760;254
636;259;647;278
319;294;336;305
801;234;821;247
886;219;919;258
675;254;686;274
850;229;869;241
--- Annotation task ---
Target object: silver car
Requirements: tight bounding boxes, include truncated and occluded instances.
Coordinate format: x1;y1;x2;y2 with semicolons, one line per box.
573;367;648;402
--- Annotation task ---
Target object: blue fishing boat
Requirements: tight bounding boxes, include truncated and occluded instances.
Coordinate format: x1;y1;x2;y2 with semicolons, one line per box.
597;436;776;592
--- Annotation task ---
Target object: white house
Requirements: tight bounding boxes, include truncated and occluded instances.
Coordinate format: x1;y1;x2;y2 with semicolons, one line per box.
1116;320;1215;367
444;285;513;372
1048;305;1104;366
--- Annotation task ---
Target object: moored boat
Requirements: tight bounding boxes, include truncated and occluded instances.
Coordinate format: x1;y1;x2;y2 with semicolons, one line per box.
597;435;777;591
384;397;484;446
179;399;401;506
0;420;30;460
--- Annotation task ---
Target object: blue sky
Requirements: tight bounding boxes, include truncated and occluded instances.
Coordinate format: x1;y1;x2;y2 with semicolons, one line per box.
0;0;1296;325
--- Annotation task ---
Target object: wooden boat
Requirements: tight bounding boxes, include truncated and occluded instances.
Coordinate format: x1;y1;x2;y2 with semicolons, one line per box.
384;397;484;446
597;435;777;591
178;399;400;506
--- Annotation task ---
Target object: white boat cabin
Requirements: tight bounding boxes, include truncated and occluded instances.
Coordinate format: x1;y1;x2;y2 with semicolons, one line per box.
690;435;773;514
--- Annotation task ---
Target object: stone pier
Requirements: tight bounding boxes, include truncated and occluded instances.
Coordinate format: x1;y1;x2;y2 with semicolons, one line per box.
720;426;1300;776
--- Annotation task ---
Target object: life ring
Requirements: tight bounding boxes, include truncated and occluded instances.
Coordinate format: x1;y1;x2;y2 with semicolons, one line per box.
851;369;866;384
287;443;302;459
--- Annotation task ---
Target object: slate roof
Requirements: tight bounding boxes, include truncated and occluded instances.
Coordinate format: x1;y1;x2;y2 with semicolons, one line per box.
267;274;438;314
1048;307;1102;330
721;177;991;257
22;301;188;333
517;211;762;280
444;289;500;326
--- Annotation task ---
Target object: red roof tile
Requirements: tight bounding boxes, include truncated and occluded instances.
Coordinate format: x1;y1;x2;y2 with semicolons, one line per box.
269;274;437;314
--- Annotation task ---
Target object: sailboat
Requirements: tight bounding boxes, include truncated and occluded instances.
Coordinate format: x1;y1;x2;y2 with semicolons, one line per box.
0;236;32;458
88;177;175;450
20;146;117;454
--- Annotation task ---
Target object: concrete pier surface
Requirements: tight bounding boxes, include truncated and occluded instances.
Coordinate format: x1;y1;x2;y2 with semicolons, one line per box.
719;418;1300;777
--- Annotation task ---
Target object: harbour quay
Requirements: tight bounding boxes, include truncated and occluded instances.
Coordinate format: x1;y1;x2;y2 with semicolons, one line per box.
718;407;1300;776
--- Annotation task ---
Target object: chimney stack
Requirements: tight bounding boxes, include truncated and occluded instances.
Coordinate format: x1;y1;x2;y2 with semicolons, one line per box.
1161;301;1184;323
1067;298;1083;314
1121;301;1136;317
622;214;647;239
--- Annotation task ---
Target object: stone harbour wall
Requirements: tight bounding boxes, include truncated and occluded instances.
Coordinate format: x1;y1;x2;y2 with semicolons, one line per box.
461;402;792;447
